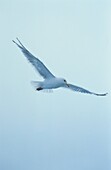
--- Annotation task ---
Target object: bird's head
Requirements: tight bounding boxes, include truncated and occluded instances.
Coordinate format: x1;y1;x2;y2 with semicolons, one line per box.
59;78;69;87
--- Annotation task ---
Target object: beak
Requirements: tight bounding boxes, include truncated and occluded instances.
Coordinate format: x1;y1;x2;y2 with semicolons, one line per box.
66;83;69;87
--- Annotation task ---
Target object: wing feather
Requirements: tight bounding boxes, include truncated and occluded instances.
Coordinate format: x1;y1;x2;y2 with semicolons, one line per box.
13;38;55;79
66;84;108;96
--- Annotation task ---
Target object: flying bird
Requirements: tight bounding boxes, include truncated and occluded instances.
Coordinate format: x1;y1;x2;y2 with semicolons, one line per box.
13;38;107;96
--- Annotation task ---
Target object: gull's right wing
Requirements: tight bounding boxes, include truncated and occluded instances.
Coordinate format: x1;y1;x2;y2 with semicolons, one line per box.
13;38;55;79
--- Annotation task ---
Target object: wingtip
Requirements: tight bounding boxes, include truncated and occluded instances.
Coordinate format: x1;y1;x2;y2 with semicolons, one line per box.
102;92;108;96
16;37;19;41
12;38;20;43
12;39;18;45
15;38;25;48
12;40;15;43
12;38;23;49
95;92;108;96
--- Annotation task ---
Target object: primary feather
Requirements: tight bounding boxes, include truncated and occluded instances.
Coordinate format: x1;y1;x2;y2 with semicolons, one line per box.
66;84;108;96
13;38;55;79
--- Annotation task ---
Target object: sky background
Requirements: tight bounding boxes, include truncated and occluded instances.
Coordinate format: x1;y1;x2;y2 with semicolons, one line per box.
0;0;111;170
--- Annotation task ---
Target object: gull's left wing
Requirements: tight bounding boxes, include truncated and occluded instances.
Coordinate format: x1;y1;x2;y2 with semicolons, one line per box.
13;38;55;79
65;84;108;96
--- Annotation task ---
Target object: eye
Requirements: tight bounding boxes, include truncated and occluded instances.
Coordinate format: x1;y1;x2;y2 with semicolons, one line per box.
64;79;66;82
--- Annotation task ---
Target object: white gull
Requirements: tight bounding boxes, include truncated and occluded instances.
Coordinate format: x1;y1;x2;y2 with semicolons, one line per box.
13;38;107;96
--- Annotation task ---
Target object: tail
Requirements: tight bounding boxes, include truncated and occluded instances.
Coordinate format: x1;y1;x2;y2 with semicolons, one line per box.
31;81;42;90
31;81;53;93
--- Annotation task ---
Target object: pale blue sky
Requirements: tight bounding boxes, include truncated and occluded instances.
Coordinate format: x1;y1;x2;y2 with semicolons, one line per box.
0;0;111;170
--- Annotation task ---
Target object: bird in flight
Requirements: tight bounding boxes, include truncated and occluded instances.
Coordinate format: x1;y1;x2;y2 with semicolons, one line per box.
13;38;107;96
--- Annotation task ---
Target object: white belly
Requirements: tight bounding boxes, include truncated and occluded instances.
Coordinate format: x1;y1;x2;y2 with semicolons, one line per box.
42;78;62;89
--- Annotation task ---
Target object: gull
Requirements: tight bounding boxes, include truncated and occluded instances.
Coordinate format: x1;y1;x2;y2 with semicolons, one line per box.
13;38;107;96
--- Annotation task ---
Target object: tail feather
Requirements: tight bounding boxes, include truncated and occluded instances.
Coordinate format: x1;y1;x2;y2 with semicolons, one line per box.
31;81;53;92
31;81;41;89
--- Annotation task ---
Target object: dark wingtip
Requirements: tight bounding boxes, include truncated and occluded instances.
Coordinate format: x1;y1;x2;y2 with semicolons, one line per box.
12;38;23;49
12;39;18;45
12;38;20;44
16;37;19;41
95;92;108;96
12;40;15;43
103;92;108;96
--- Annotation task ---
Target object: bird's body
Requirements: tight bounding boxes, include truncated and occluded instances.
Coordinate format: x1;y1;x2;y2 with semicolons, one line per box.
32;78;66;91
13;38;107;96
42;78;66;89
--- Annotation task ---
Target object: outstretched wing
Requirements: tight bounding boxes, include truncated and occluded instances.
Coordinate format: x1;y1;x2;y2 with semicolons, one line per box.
13;38;55;79
65;84;108;96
